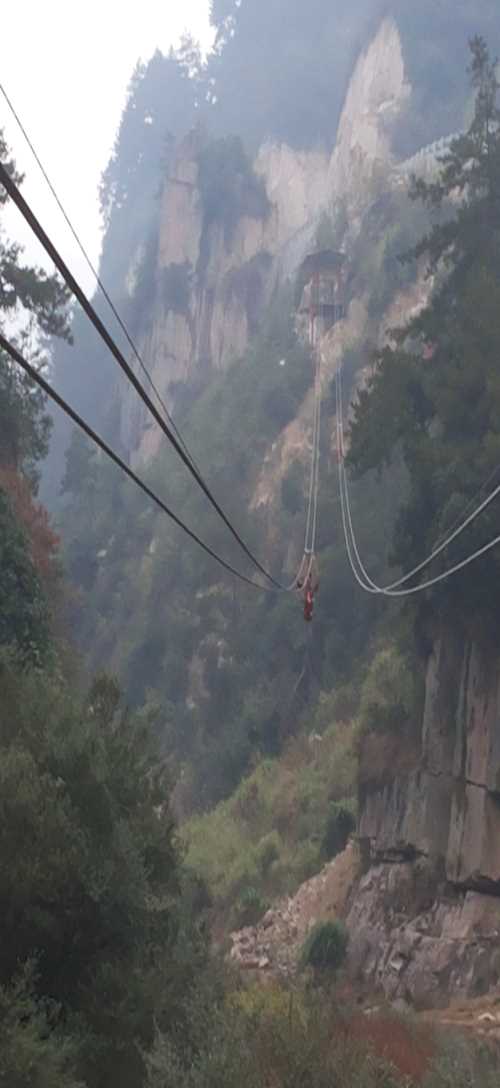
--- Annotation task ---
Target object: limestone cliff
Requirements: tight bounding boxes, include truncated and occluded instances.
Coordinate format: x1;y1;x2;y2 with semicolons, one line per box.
122;130;331;464
121;15;419;466
345;632;500;1009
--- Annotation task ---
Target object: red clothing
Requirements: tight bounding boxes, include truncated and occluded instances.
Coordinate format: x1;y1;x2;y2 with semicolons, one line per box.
304;586;314;622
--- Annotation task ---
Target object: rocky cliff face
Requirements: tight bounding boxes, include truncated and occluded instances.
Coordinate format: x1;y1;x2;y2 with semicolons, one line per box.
328;16;410;225
346;633;500;1008
121;16;419;465
122;130;331;464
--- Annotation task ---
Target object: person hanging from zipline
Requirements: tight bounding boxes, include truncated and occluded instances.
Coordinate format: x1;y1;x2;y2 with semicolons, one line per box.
302;558;319;622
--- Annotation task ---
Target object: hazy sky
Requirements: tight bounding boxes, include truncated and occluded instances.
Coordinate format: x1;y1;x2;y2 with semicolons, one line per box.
0;1;213;294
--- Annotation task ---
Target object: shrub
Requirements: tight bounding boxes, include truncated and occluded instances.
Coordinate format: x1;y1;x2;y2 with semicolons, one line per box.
147;980;411;1088
359;646;417;735
300;920;348;973
0;965;82;1088
322;799;356;860
198;136;269;244
232;885;269;928
256;830;282;875
423;1031;500;1088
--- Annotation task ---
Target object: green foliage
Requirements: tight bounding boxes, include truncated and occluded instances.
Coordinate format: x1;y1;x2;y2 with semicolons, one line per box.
58;286;324;805
146;980;406;1088
359;646;420;736
0;657;210;1088
0;131;70;347
0;131;70;496
99;50;199;227
321;799;356;861
0;490;51;663
0;965;83;1088
348;190;430;319
348;39;500;632
197;136;269;246
423;1030;500;1088
0;344;53;486
232;885;269;928
184;713;358;918
393;3;500;155
300;919;348;973
128;230;159;335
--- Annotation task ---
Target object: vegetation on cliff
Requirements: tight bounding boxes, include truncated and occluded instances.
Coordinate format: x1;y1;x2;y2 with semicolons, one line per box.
348;38;500;633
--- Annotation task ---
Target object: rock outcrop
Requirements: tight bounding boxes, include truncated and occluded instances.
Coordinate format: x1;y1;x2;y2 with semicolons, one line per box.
230;841;360;976
329;16;410;224
347;632;500;1007
123;130;332;464
121;15;422;465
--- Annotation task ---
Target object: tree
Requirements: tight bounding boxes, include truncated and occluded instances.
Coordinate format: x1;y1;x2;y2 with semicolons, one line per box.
0;491;51;661
0;133;71;485
0;659;209;1087
348;38;500;627
0;130;70;487
0;132;70;345
206;0;499;152
0;964;83;1088
0;133;70;656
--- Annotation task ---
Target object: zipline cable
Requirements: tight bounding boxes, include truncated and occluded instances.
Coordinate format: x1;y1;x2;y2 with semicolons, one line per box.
336;360;500;590
0;331;280;592
308;345;322;556
0;135;324;597
285;338;323;592
335;366;500;596
0;159;290;591
0;81;202;474
433;460;500;549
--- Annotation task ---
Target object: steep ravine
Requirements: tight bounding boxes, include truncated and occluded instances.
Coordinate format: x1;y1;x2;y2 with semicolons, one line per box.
58;13;500;1014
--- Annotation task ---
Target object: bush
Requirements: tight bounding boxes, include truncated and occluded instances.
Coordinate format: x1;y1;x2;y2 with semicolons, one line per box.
232;885;269;928
256;830;282;875
423;1031;500;1088
198;136;269;244
300;920;348;973
147;979;414;1088
359;646;418;735
0;660;208;1088
0;965;82;1088
322;799;356;860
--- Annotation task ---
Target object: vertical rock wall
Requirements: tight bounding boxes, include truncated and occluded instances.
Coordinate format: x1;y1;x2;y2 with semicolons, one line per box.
120;16;416;465
348;632;500;1007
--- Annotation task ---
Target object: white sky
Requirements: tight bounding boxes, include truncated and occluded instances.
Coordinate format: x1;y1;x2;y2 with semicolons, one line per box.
0;1;213;294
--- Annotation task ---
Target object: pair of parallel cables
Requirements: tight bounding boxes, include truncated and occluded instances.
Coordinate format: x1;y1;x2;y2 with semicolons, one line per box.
0;84;320;595
334;362;500;596
5;84;498;600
